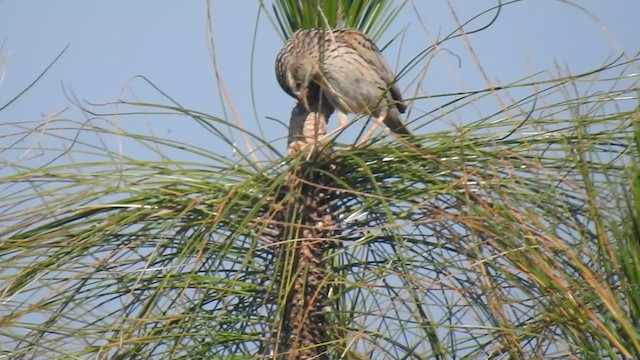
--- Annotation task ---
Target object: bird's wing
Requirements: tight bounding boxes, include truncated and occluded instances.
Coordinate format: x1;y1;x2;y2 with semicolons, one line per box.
338;29;406;113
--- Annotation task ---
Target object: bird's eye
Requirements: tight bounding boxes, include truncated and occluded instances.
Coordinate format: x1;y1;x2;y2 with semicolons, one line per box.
294;82;302;91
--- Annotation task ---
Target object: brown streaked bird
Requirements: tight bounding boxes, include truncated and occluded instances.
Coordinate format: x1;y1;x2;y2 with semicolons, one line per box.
275;28;411;136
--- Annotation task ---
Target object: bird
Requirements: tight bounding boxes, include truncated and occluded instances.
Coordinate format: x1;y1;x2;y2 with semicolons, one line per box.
275;28;411;137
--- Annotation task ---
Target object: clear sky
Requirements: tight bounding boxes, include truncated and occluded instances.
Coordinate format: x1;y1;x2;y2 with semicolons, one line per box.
1;1;639;162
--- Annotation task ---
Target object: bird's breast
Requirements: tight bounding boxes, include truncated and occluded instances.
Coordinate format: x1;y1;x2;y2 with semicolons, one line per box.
318;55;388;116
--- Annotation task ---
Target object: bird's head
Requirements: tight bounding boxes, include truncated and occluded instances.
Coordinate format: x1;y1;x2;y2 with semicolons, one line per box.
285;61;316;111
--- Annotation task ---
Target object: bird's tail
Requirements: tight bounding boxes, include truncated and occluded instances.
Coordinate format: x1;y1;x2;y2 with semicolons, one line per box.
384;109;412;136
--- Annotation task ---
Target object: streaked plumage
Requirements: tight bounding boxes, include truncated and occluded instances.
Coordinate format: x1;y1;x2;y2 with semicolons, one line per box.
275;28;410;135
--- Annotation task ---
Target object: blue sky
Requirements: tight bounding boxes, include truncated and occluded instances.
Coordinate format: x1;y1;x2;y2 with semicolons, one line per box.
1;1;639;162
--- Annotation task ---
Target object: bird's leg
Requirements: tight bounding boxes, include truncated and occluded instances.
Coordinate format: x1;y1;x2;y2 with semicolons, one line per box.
337;111;349;128
317;111;350;142
357;100;390;146
355;114;385;146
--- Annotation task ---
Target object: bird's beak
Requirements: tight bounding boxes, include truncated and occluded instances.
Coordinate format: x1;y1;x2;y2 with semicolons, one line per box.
300;88;311;112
